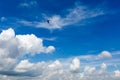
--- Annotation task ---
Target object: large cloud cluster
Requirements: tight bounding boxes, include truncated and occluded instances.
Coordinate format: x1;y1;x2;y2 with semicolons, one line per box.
0;57;120;80
0;28;120;80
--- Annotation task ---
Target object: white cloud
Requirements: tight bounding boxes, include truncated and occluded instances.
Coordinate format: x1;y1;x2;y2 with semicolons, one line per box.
114;70;120;77
0;17;6;22
48;60;61;68
36;15;64;29
0;28;55;70
42;37;56;41
14;59;34;72
45;46;55;53
1;57;119;80
19;1;37;8
0;56;119;80
0;29;119;80
84;66;96;73
19;3;105;30
98;51;112;59
101;63;107;71
16;34;55;55
70;58;80;72
19;15;63;30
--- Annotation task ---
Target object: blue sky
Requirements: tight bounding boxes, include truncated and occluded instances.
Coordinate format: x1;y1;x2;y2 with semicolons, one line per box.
0;0;120;79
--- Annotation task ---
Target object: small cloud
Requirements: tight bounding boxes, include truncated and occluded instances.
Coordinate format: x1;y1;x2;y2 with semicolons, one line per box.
45;46;55;53
98;51;112;59
84;66;96;73
48;60;61;68
101;63;107;71
0;17;7;22
114;70;120;77
19;1;37;8
70;58;80;72
42;37;56;41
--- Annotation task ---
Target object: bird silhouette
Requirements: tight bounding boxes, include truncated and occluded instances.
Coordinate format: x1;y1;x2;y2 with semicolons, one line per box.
47;19;50;24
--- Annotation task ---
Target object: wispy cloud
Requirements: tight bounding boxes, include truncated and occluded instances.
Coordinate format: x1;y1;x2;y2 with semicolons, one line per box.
41;37;57;41
18;3;105;30
0;1;105;30
19;0;38;8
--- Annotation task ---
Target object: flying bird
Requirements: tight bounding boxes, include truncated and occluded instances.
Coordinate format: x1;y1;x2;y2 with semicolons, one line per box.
47;19;50;24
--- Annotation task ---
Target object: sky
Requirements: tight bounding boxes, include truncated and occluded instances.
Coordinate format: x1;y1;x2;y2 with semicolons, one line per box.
0;0;120;80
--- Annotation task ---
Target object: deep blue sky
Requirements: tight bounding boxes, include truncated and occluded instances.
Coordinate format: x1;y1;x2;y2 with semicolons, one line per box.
0;0;120;61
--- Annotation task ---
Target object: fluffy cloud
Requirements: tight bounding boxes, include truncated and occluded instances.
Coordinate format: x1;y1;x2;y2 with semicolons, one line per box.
48;60;62;68
0;57;120;80
98;51;112;59
0;56;119;80
101;63;107;71
16;34;55;55
0;28;55;71
84;66;96;73
70;58;80;72
45;46;55;53
114;70;120;77
14;60;34;72
0;29;119;80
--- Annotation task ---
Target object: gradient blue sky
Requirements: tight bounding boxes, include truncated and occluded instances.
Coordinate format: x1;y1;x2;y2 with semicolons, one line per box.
0;0;120;61
0;0;120;79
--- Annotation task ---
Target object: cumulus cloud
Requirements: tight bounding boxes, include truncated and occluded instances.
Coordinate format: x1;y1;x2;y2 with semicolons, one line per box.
0;28;55;71
16;34;55;55
84;66;96;73
14;59;34;72
48;60;62;68
0;29;119;80
114;70;120;77
101;63;107;71
0;56;119;80
98;51;112;59
0;57;120;80
45;46;55;53
70;58;80;72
